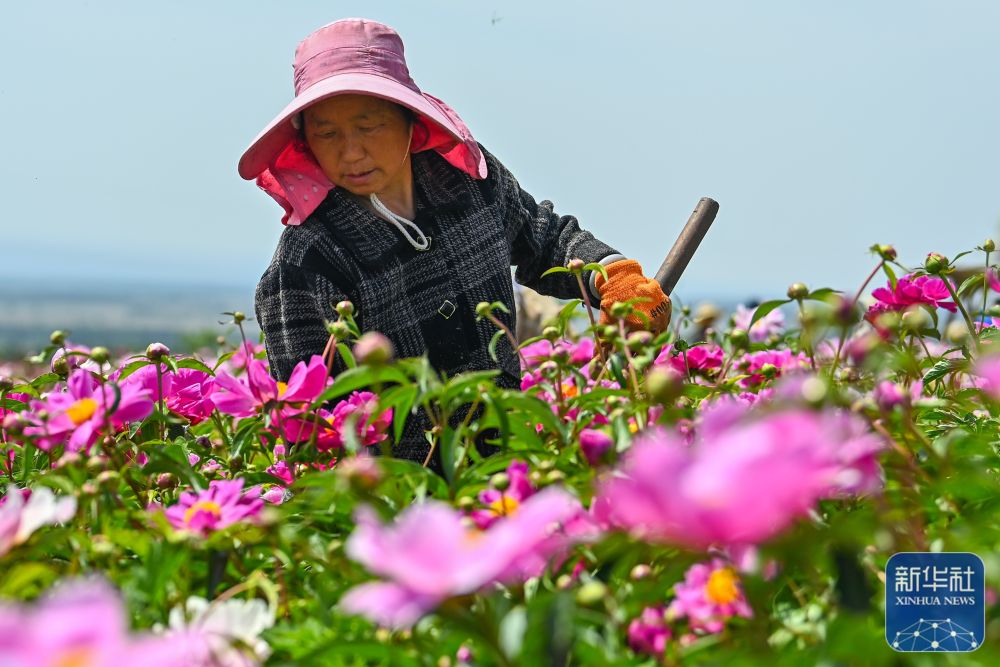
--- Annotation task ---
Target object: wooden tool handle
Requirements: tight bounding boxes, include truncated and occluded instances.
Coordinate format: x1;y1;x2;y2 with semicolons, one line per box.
654;197;719;296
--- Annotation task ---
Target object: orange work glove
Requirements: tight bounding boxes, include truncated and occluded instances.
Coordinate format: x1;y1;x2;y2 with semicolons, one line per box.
594;259;672;335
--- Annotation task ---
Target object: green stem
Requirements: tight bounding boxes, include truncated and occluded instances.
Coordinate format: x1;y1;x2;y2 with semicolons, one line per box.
941;275;980;352
575;272;608;368
830;259;884;381
980;251;991;328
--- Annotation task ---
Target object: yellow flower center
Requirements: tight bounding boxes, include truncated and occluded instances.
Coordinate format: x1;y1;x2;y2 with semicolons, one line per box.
66;398;98;426
276;381;288;398
628;420;640;434
488;495;520;517
184;500;222;525
561;383;578;398
705;567;741;605
53;647;94;667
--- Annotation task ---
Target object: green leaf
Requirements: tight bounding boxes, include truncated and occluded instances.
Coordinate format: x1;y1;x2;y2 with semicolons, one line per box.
882;262;898;290
487;329;505;362
957;273;984;298
583;261;609;283
923;358;966;384
749;299;790;330
335;342;356;369
541;266;571;278
175;357;215;375
116;358;153;381
951;250;973;264
805;287;840;302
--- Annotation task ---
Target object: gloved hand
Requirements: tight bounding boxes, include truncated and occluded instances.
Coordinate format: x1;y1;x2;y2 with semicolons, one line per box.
594;259;672;335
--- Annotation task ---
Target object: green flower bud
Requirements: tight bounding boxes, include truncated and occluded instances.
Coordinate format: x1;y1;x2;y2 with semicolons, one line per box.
542;326;560;342
456;496;476;511
924;253;947;275
645;367;682;403
626;331;653;352
90;347;111;364
630;564;652;581
575;581;608;607
729;328;750;350
335;300;355;317
876;244;897;261
901;307;931;332
50;330;67;346
327;321;351;339
556;574;574;590
787;283;809;300
984;239;996;253
475;302;492;317
609;302;629;319
228;455;244;471
489;472;511;491
759;363;778;379
354;332;395;366
544;470;565;484
233;311;246;324
566;258;585;272
52;357;70;377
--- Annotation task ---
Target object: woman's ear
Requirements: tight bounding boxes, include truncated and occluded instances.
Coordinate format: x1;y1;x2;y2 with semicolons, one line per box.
411;119;429;150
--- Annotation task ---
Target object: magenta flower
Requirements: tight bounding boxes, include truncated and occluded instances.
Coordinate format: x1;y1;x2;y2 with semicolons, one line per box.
868;273;957;316
0;579;190;667
872;380;922;411
469;460;535;529
163;479;264;536
667;559;753;633
579;428;614;466
654;343;724;376
732;304;785;342
165;368;217;424
212;355;328;418
23;369;154;453
228;341;267;372
325;391;393;449
736;349;810;388
593;408;885;549
519;338;596;371
973;355;1000;401
627;606;672;657
340;487;587;628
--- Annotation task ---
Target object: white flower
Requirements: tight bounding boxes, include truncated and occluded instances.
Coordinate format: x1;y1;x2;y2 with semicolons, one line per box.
0;485;76;556
166;596;275;667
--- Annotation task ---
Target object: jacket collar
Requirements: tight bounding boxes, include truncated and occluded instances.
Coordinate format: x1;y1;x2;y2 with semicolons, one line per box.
313;150;473;270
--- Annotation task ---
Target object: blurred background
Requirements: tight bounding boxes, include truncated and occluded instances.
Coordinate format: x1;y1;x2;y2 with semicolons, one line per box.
2;0;999;356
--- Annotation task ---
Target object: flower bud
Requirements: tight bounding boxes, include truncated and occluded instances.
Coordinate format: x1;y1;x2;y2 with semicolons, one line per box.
354;332;395;366
538;360;559;377
49;330;67;346
729;328;749;350
327;321;351;339
609;302;629;319
541;326;560;342
156;472;177;489
80;482;98;496
900;307;931;332
335;300;355;317
489;472;511;491
680;305;691;317
626;331;653;352
566;258;585;272
984;239;996;253
90;347;111;364
600;324;619;340
216;336;227;346
3;413;24;435
876;244;897;261
556;574;574;591
232;312;246;324
456;496;476;511
0;376;13;392
759;363;778;379
924;253;947;275
693;303;721;327
786;283;809;300
145;342;170;360
538;459;555;472
544;470;566;484
630;564;652;581
575;581;607;607
52;356;70;377
475;302;492;317
945;320;969;344
86;456;108;473
195;435;211;448
645;367;682;404
96;470;119;486
56;451;82;468
228;455;244;471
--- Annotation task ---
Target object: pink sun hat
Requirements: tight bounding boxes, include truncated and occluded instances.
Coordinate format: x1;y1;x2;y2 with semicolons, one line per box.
239;18;488;226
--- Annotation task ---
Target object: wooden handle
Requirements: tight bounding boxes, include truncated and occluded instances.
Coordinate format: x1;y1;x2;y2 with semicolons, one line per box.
654;197;719;296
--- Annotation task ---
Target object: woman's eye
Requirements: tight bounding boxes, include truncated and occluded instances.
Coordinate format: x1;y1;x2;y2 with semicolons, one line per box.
359;124;382;133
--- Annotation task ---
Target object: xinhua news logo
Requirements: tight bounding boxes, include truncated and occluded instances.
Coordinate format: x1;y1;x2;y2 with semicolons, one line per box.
885;552;985;652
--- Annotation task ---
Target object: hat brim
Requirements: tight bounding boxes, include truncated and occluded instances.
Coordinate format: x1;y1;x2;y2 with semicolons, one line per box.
238;73;467;180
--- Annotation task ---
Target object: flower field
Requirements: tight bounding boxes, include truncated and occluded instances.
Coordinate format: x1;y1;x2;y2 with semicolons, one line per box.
1;244;999;665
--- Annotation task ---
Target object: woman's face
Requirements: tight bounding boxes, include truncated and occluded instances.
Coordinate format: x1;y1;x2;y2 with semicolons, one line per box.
302;94;413;196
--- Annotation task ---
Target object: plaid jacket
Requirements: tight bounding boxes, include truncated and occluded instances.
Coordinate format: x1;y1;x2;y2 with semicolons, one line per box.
255;145;619;461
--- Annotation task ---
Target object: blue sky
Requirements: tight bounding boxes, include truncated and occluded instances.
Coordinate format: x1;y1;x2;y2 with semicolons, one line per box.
3;1;999;305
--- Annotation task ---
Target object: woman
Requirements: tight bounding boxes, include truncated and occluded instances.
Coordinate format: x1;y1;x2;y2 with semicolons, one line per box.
239;18;671;463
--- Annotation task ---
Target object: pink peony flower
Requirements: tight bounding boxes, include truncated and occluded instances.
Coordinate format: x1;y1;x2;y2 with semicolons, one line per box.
212;356;328;419
23;369;154;453
973;355;1000;401
519;338;596;371
868;273;957;316
0;486;76;556
165;368;217;424
469;460;535;529
308;391;393;451
736;349;810;388
872;380;922;411
627;605;672;656
340;487;588;628
0;579;192;667
593;408;885;549
654;343;724;376
163;479;263;536
667;559;753;633
228;341;267;373
732;304;785;343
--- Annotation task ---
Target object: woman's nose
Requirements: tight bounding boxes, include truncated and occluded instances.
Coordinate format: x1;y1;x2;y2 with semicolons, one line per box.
341;132;366;162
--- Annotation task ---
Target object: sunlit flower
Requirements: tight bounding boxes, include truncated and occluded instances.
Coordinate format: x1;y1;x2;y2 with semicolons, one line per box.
654;343;724;376
736;349;810;387
667;559;753;633
164;480;263;536
212;356;328;418
469;460;535;529
593;407;885;549
163;595;275;667
23;369;154;452
868;273;957;317
340;487;587;628
0;486;76;556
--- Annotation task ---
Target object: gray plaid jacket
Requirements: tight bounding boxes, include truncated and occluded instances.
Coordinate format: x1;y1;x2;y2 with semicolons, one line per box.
255;145;619;461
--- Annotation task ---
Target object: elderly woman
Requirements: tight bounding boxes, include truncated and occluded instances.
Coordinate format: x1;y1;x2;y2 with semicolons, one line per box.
239;18;670;463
